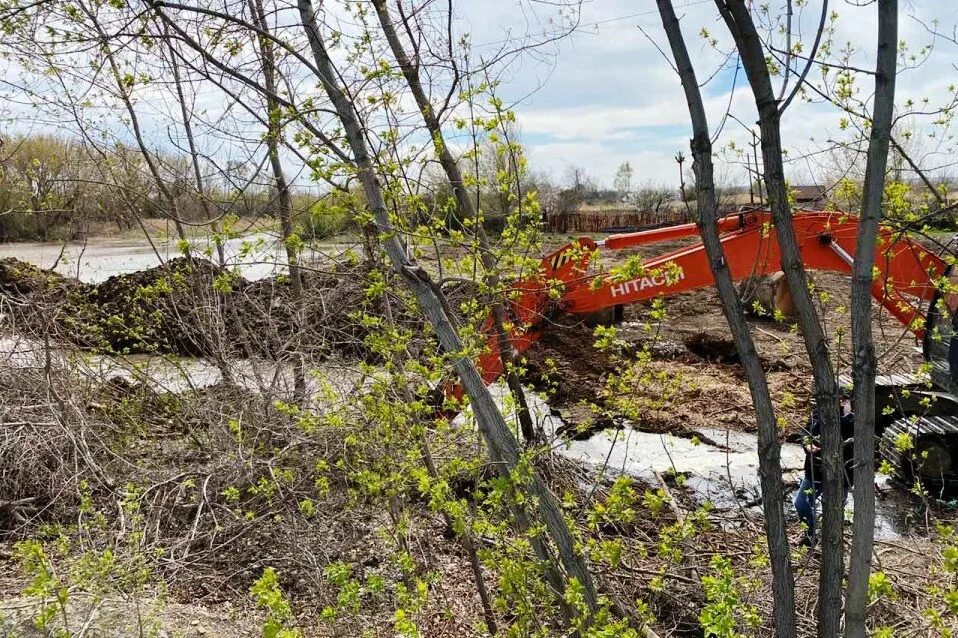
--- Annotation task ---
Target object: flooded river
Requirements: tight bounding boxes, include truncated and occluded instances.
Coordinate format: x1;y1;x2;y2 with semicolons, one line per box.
0;232;357;283
514;387;920;540
0;331;925;541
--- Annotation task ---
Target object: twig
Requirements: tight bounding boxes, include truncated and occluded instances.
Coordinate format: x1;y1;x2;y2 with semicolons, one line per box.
182;474;212;560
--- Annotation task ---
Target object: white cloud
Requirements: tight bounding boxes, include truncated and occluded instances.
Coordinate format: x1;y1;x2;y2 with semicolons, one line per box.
465;0;958;186
520;103;685;140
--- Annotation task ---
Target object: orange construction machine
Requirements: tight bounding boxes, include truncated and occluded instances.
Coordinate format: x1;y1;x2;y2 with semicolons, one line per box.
469;209;958;490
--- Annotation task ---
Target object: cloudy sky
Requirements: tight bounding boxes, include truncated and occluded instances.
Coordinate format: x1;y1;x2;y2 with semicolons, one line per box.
2;0;953;195
454;0;958;188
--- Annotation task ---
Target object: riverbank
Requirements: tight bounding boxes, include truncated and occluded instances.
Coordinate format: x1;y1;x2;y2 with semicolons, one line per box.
0;254;403;360
0;228;365;283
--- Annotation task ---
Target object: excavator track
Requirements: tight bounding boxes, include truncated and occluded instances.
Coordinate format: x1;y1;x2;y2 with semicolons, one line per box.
880;414;958;490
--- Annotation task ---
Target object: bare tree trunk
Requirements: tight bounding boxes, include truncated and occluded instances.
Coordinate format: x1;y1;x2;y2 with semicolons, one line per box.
295;0;598;614
845;3;898;636
656;3;797;636
715;2;845;633
370;0;537;443
249;0;306;402
368;1;567;600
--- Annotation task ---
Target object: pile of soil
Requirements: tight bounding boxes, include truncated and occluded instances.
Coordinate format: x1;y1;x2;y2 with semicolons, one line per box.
0;257;100;346
522;314;795;436
523;318;617;407
241;265;424;361
523;267;923;438
0;257;232;354
0;258;82;298
0;256;423;361
85;257;236;355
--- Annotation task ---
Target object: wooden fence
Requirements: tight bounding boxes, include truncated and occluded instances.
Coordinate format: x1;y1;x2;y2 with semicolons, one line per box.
545;208;690;234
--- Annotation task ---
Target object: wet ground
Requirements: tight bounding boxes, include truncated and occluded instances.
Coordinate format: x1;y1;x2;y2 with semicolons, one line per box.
557;426;922;541
0;326;934;542
499;385;929;541
0;334;362;398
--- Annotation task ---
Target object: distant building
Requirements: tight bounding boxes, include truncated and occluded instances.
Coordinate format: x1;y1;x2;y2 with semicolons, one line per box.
713;184;828;211
791;184;827;209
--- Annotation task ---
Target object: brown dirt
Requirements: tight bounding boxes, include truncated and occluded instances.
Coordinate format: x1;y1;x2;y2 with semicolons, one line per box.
0;580;260;638
0;257;83;297
89;257;235;355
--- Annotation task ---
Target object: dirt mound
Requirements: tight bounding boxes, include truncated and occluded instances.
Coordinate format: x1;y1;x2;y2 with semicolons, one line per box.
0;256;236;355
87;257;242;356
524;313;699;408
0;258;99;347
242;264;427;360
524;318;617;407
522;306;816;437
0;258;83;297
0;256;429;361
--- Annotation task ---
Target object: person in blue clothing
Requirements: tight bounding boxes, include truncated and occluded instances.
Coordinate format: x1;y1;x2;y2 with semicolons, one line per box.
794;391;856;547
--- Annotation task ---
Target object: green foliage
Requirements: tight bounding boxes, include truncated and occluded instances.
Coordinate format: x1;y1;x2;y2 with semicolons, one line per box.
564;579;641;637
13;483;156;636
868;571;896;604
699;555;760;638
894;431;914;453
13;540;66;634
588;475;638;530
320;562;363;619
297;191;359;239
251;568;302;638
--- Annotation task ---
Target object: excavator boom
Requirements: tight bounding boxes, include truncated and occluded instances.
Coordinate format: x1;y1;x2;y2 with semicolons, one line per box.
465;209;958;492
472;211;948;388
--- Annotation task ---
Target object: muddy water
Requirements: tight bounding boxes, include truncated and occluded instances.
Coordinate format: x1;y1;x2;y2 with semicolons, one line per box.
0;334;226;393
560;426;916;539
0;334;359;398
510;387;918;540
0;233;358;283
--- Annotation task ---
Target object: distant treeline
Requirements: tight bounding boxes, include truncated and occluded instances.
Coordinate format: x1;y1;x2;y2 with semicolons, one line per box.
0;133;335;242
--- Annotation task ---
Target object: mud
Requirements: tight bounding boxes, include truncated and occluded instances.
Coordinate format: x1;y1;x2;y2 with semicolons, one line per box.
0;257;83;297
522;317;624;407
242;265;430;361
0;240;933;438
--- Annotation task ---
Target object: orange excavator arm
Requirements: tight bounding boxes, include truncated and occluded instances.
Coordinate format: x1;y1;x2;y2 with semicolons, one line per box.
470;210;949;390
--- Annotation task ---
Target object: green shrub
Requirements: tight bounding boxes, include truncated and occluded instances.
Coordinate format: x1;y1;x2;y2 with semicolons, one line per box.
0;211;46;241
296;192;359;240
